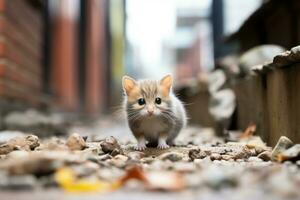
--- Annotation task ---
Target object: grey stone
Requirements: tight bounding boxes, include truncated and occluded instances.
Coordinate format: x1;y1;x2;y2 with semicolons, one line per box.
128;152;145;161
100;136;123;155
158;152;183;162
210;153;222;161
66;133;86;151
188;148;207;161
0;175;36;190
271;136;294;161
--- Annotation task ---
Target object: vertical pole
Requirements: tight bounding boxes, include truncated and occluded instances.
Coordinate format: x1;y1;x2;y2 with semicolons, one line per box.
211;0;224;60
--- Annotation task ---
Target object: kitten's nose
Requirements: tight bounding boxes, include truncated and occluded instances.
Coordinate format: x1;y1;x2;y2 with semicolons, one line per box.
147;110;153;115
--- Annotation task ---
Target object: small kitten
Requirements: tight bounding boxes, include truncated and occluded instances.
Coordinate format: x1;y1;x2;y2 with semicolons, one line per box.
122;74;187;151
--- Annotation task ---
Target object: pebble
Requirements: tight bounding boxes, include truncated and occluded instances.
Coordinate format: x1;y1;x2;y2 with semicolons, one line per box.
128;151;145;161
247;156;263;162
97;167;124;181
0;135;40;155
35;138;68;151
271;136;294;161
7;150;30;159
221;155;233;161
210;153;222;161
100;136;123;155
0;175;36;189
66;133;86;151
188;148;207;160
203;166;238;189
72;161;100;177
110;155;128;168
25;135;40;150
0;143;15;155
158;152;183;162
172;162;196;172
141;157;155;164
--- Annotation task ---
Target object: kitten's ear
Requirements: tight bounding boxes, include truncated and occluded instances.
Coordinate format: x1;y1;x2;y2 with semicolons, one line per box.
122;76;137;95
160;74;173;94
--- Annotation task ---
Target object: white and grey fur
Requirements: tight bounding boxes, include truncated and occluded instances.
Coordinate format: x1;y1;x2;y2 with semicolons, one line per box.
122;75;187;150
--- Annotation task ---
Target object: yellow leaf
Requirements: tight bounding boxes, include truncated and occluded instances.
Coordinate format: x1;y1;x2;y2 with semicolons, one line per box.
55;167;120;193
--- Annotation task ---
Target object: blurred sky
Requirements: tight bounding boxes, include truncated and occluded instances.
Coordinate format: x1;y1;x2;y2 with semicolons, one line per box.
125;0;262;79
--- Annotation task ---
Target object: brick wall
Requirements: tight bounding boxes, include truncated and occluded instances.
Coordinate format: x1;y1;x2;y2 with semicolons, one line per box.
0;0;43;106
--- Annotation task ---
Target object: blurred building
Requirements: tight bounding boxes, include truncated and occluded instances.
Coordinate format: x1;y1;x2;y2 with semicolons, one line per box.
228;0;299;53
0;0;125;117
0;0;43;111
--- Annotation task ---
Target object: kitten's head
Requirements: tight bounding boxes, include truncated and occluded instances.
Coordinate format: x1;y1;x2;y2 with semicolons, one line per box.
122;75;173;118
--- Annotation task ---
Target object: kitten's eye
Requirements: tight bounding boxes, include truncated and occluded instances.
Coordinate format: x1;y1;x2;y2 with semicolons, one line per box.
155;97;161;105
138;98;146;105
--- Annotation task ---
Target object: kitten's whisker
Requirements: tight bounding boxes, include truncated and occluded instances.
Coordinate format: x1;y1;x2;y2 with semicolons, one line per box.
160;112;176;124
127;112;142;122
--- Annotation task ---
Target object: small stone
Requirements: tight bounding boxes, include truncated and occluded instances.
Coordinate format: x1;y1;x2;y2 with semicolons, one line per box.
97;167;124;181
25;135;40;150
0;143;15;155
221;155;233;161
158;152;183;162
141;157;155;164
188;148;207;161
0;135;40;155
7;150;30;159
72;161;100;177
210;153;222;161
2;151;74;176
114;154;128;161
110;155;128;168
35;138;67;151
128;152;145;161
66;133;86;151
246;136;268;154
100;136;123;155
172;162;196;172
150;159;172;170
271;136;294;161
201;157;212;163
257;151;271;161
0;175;36;189
203;166;238;189
248;156;263;162
96;154;112;162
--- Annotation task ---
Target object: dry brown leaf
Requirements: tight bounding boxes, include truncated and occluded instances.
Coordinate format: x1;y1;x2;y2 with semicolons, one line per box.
119;166;148;184
119;166;185;191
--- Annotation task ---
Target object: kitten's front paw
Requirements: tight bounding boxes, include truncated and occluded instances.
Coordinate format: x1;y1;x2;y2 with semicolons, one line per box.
157;143;170;149
134;144;146;151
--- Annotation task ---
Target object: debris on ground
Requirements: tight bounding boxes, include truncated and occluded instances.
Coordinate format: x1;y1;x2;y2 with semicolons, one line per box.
0;127;299;199
271;136;294;161
3;109;68;137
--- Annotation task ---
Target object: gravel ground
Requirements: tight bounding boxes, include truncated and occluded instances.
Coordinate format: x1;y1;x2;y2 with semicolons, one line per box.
0;118;299;200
